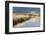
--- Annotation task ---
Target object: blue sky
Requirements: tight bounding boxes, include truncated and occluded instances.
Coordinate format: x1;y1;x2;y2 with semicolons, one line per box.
13;7;40;14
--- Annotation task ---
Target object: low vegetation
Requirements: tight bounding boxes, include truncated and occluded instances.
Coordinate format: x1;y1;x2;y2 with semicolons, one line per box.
13;17;31;26
13;14;40;26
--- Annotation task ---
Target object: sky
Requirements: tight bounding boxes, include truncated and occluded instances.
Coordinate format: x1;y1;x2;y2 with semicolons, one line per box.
13;7;40;14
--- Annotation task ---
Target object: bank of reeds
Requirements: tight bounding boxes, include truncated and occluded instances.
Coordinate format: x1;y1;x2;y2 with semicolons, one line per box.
13;16;31;26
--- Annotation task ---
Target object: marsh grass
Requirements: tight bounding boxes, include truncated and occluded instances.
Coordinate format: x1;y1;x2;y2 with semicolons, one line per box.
13;14;40;26
13;16;31;26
